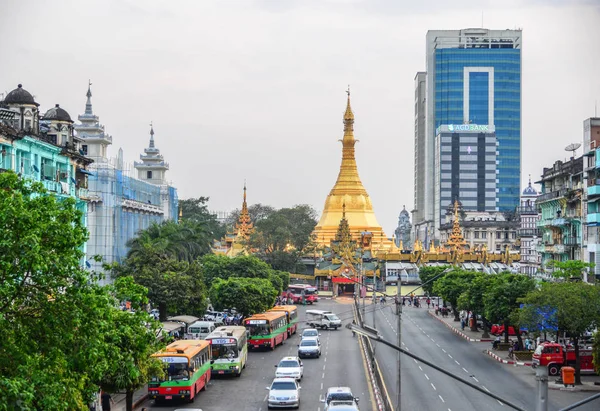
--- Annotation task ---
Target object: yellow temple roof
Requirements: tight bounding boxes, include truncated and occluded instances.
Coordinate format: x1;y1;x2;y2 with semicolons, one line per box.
312;89;391;249
235;182;253;238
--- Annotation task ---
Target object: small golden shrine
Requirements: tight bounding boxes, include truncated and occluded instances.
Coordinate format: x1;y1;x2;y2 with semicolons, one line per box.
446;200;468;252
312;89;392;250
212;183;254;257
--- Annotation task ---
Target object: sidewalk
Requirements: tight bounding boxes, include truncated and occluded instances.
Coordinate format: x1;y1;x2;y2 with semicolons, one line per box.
111;386;148;411
427;309;493;342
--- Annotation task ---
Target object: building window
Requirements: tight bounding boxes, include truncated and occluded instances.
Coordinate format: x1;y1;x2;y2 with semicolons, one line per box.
474;231;479;239
82;145;88;155
482;231;487;239
496;232;501;239
25;119;31;129
147;170;153;179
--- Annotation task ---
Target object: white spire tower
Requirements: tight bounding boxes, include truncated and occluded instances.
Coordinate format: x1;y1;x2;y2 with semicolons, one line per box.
75;81;112;161
134;122;169;185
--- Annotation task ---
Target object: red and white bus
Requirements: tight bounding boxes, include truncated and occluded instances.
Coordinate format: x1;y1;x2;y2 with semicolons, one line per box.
284;284;318;304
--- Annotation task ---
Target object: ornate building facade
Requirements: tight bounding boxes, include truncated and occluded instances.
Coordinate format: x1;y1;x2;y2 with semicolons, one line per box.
74;85;178;283
394;206;412;249
517;177;541;276
312;91;392;250
0;84;92;249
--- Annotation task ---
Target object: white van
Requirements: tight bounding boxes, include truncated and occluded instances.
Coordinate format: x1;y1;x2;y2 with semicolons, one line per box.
306;310;341;330
187;321;216;340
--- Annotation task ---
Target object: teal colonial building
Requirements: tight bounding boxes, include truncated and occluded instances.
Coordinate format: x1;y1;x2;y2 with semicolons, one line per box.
0;84;93;255
535;156;583;271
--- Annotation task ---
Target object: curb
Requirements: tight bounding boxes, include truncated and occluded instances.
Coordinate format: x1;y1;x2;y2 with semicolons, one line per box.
133;394;148;409
427;311;493;342
485;350;532;366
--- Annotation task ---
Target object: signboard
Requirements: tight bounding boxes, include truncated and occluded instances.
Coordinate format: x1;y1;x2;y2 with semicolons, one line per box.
246;319;267;325
210;338;236;345
159;356;188;363
436;124;495;134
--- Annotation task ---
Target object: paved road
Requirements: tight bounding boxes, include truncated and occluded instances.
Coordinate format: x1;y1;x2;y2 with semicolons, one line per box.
371;303;599;411
139;299;373;410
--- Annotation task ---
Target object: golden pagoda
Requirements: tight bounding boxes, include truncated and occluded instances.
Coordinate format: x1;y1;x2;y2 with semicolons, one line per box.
312;89;391;250
445;200;467;252
212;183;253;256
234;182;253;238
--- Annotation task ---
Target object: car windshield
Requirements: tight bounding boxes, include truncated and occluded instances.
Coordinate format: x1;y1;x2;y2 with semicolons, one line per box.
304;330;318;337
325;314;340;321
211;344;239;360
301;340;317;346
279;360;299;368
272;381;297;390
328;393;354;402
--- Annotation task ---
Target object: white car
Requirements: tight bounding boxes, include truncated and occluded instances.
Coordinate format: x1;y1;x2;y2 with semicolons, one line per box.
322;387;359;410
298;338;321;358
301;328;321;342
275;356;304;380
266;378;301;409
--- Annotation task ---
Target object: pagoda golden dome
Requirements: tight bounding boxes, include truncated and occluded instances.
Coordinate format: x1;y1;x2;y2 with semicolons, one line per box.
312;90;391;249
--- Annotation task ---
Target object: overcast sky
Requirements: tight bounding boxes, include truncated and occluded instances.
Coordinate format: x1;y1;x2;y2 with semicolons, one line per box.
1;0;599;235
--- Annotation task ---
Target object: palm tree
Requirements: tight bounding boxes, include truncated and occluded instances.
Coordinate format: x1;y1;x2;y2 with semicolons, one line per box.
126;220;212;263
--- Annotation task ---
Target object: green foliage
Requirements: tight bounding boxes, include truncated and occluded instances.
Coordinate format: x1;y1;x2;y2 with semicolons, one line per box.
209;277;278;317
0;172;105;409
548;260;594;280
0;172;162;410
180;197;226;240
199;254;286;292
593;331;600;374
126;219;212;263
432;269;476;319
113;250;207;321
98;277;165;409
417;266;449;295
246;204;318;271
226;203;276;227
520;282;600;383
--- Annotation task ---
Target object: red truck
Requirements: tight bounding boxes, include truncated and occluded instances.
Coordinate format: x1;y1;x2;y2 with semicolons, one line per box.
531;342;594;376
283;284;318;304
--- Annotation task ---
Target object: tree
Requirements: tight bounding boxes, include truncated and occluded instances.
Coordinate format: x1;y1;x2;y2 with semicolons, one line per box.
209;277;278;317
180;197;226;240
520;282;600;384
246;205;318;271
113;250;207;321
484;273;535;344
98;276;165;411
0;172;111;409
417;266;449;296
199;254;286;292
226;203;276;227
456;272;492;334
548;260;594;281
593;331;600;375
432;269;476;321
126;220;212;264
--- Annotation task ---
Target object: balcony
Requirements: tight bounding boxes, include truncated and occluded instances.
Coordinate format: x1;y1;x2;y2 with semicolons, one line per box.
536;189;568;203
587;213;600;225
564;236;580;247
517;228;541;237
42;179;61;193
77;188;89;200
516;205;538;215
588;185;600;198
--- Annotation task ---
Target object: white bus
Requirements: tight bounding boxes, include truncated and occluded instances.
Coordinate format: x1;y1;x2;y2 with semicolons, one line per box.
205;326;248;377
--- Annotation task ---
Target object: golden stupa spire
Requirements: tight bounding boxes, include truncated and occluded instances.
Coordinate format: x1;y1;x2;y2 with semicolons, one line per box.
445;199;467;251
235;181;254;238
312;88;391;250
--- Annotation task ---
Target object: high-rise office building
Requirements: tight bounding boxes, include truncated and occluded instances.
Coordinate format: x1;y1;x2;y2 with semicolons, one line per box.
414;28;522;241
412;72;427;244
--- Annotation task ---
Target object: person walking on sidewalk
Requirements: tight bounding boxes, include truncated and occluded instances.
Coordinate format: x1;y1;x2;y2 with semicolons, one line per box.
101;391;115;411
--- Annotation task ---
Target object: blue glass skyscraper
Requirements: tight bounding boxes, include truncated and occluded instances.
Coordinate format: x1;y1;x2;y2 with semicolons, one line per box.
413;28;522;242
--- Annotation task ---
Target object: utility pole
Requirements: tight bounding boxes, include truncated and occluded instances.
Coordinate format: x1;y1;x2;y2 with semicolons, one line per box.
535;366;548;411
396;279;402;411
372;259;377;357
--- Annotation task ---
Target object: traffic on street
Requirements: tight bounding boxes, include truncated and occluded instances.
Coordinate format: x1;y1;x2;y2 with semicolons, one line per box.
139;299;373;411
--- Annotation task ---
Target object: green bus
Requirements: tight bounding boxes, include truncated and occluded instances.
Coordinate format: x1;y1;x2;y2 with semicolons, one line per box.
149;339;211;403
245;311;288;350
268;305;298;337
205;326;248;377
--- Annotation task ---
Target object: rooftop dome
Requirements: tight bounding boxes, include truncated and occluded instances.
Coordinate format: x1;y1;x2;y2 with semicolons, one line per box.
3;84;39;106
43;104;73;122
522;184;538;196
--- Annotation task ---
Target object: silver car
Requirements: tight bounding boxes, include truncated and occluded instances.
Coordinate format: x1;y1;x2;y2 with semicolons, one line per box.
266;378;301;409
298;338;321;358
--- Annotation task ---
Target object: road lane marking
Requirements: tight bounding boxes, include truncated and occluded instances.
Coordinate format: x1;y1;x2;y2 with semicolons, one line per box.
322;372;325;379
498;400;504;405
323;364;326;371
418;366;423;371
321;382;323;390
483;386;490;392
462;367;469;373
431;383;436;391
413;359;418;364
439;395;445;403
448;354;453;359
263;393;268;401
473;377;479;383
454;360;460;365
442;349;446;353
436;343;440;347
424;374;429;380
